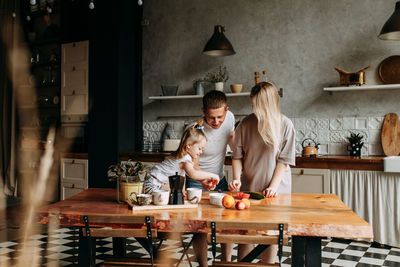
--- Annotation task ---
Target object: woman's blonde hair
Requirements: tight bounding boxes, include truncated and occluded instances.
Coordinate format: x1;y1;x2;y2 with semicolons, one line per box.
250;82;282;152
171;118;207;159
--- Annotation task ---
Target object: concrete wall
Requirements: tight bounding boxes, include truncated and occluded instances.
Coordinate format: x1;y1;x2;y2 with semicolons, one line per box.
142;0;400;121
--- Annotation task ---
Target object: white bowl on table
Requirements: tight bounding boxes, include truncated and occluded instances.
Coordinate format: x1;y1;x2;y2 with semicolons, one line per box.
209;193;227;207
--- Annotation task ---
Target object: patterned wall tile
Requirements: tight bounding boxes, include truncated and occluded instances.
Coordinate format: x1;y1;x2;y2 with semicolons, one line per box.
305;118;317;130
330;118;342;130
294;118;306;131
368;117;384;129
329;131;343;143
329;143;346;155
318;144;329;155
305;130;317;140
355;117;368;130
317;130;330;143
342;117;355;130
368;143;383;156
368;129;381;144
316;118;329;130
296;129;306;142
295;142;302;155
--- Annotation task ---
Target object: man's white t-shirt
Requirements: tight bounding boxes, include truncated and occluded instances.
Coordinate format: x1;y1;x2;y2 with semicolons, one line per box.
199;110;235;178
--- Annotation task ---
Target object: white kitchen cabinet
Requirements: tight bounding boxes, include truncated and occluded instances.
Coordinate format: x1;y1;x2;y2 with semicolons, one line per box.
61;40;89;123
60;158;88;200
291;168;330;193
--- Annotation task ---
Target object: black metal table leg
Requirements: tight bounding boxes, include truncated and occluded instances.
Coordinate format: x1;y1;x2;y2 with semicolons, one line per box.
78;227;96;267
292;236;322;267
113;237;127;257
305;237;321;267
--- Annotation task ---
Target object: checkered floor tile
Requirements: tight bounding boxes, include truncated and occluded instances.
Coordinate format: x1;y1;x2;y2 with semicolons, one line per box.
0;228;398;266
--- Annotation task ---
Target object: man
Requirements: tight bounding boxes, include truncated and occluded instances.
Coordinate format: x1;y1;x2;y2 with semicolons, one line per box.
186;90;235;266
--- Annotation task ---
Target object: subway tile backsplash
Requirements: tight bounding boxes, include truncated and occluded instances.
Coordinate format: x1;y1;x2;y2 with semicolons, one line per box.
143;116;384;156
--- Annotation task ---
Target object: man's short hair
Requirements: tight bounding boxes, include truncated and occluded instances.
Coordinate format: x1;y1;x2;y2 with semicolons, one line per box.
202;90;227;110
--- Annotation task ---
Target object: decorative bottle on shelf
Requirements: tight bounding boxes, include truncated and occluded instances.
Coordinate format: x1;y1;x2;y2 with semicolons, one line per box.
254;71;260;85
262;70;268;82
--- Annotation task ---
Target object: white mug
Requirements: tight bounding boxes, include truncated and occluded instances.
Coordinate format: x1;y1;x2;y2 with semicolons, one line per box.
187;188;202;204
152;190;169;205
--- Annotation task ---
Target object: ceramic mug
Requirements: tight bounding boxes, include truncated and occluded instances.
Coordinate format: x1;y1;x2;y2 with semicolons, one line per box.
187;188;202;204
152;190;169;205
129;192;152;206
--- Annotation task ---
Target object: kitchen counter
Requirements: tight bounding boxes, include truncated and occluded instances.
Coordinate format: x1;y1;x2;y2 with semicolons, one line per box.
120;152;384;171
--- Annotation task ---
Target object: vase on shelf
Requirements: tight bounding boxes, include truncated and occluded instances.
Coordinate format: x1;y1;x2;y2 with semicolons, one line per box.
214;82;224;91
347;142;363;157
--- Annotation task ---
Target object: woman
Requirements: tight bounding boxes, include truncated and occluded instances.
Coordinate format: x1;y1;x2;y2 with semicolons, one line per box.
229;82;296;264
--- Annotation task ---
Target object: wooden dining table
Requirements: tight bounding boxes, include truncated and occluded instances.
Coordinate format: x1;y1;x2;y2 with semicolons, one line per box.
38;188;373;267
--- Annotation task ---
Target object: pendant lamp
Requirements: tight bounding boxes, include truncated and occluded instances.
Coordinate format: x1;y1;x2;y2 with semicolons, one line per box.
203;25;235;56
379;1;400;40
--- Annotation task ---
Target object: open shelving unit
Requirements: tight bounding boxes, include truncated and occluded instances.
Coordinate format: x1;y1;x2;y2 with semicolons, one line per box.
149;92;250;100
323;84;400;93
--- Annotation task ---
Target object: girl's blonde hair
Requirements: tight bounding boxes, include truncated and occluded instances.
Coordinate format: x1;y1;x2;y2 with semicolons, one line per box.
250;82;282;152
171;118;207;159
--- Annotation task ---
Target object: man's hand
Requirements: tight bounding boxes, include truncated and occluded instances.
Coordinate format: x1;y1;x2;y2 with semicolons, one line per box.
228;179;241;192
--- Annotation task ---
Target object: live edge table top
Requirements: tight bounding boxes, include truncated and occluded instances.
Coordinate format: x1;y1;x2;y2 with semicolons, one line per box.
38;188;373;239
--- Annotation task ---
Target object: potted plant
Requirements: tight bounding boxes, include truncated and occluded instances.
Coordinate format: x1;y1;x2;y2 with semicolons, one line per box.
204;66;229;91
346;132;364;157
108;160;151;203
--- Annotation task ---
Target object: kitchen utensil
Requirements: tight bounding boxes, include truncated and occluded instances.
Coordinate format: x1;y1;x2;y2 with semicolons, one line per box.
161;85;179;96
168;172;185;205
230;84;243;93
301;138;319;157
381;113;400;156
378;56;400;84
334;66;370;86
128;202;197;211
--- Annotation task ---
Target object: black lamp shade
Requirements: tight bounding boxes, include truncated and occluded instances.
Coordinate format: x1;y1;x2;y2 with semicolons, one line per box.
379;1;400;40
203;25;235;56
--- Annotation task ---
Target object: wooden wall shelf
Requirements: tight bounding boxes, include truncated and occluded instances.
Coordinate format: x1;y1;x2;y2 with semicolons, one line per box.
324;84;400;93
149;92;250;100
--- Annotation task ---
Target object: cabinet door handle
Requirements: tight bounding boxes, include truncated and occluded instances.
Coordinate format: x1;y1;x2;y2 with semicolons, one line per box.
72;66;76;71
72;43;76;47
300;169;304;175
72;90;75;95
72;184;75;188
71;160;75;164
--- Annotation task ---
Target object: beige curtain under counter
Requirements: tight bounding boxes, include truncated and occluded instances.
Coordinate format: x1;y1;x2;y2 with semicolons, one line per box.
331;169;400;247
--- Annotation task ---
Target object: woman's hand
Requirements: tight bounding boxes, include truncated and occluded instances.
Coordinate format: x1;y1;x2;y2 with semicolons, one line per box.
229;179;241;192
263;187;278;198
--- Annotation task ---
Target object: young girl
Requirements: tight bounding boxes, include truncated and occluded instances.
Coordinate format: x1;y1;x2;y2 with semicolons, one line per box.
144;119;220;194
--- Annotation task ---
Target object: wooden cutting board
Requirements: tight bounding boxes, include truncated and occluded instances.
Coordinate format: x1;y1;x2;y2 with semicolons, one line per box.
128;200;198;211
381;113;400;156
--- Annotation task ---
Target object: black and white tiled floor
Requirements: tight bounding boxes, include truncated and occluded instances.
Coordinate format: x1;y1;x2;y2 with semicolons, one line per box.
0;228;399;266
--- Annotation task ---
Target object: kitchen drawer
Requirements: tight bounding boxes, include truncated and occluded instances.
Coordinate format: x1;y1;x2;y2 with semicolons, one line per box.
61;182;85;200
291;168;330;194
60;158;88;188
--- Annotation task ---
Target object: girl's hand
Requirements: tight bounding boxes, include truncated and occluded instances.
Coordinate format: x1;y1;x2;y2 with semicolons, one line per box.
263;187;278;198
229;180;241;192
